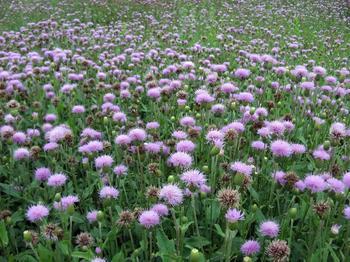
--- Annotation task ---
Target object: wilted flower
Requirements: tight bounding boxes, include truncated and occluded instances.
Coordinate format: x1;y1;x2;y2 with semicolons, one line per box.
266;240;290;262
217;188;240;208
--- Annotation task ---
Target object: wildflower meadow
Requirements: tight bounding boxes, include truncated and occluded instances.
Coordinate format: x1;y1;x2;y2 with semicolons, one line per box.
0;0;350;261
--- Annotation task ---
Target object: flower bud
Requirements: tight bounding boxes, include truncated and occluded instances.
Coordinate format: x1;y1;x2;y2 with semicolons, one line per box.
189;248;201;262
331;224;341;235
54;193;61;202
200;192;207;198
97;211;104;221
181;216;188;223
288;207;297;219
5;216;11;225
323;140;330;150
23;230;32;242
233;173;245;186
252;204;258;212
167;175;175;183
210;146;220;156
243;257;252;262
67;205;75;215
202;165;209;173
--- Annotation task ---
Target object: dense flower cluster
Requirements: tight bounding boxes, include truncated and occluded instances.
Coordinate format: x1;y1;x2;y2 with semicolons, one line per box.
0;0;349;261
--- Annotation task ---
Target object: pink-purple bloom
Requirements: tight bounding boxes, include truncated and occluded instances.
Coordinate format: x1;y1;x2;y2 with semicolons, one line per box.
240;240;261;256
26;204;49;222
225;208;244;223
270;140;292;157
139;210;160;228
99;186;119;199
95;155;114;169
47;173;67;187
259;221;279;238
168;152;193;168
304;175;327;193
159;184;184;206
181;169;206;188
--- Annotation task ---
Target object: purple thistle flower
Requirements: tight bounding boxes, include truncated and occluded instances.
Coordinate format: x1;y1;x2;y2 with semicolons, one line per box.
91;258;106;262
87;211;98;223
139;210;160;228
13;148;30;160
240;240;260;256
291;143;306;154
128;128;147;142
343;172;350;188
176;140;196;153
43;142;59;152
159;184;184;206
230;161;253;176
270;140;292;157
304;175;327;193
168;152;192;169
34;167;51;181
12;132;27;144
234;68;251;79
95;155;114;169
327;178;345;193
146;122;160;129
113;164;128;176
115;134;131;145
151;204;169;217
234;92;254;103
313;146;331;161
259;221;279;238
180;116;196;127
99;186;119;199
26;204;49;222
54;195;79;211
172;130;188;140
180;169;206;188
272;171;286;185
251;140;266;150
225;208;244;223
344;206;350;220
72;105;85;114
47;173;67;187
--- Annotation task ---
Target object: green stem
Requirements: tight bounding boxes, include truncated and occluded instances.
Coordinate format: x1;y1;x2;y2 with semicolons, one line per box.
288;219;294;249
98;222;102;242
224;226;235;262
191;194;200;238
149;231;153;261
69;215;73;252
29;243;40;261
171;209;180;255
128;229;135;251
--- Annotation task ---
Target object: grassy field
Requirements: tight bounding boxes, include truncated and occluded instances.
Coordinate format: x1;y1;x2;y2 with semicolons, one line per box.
0;0;350;261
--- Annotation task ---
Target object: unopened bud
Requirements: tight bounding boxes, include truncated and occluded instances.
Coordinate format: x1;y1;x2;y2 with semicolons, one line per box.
97;211;104;221
23;230;32;242
288;207;297;219
167;175;175;183
189;248;201;262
